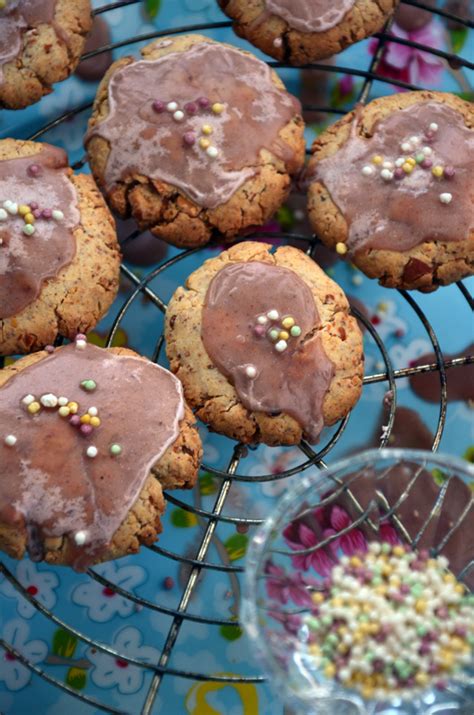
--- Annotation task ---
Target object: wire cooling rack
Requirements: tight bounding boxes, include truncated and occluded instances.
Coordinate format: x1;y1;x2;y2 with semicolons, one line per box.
0;1;473;713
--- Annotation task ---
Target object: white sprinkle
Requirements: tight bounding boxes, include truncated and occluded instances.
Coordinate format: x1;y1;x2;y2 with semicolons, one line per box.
275;340;287;353
52;209;64;221
58;396;68;406
361;165;374;177
0;238;3;245
257;315;268;325
267;309;279;321
4;435;17;447
21;394;35;406
87;406;98;417
86;446;98;458
0;208;7;221
401;142;412;153
5;201;18;215
206;146;219;159
422;146;433;156
40;393;58;408
75;339;87;350
395;157;405;167
173;110;185;122
245;365;257;378
382;161;394;170
273;37;283;48
439;192;452;204
381;169;394;181
429;122;439;132
409;135;420;146
166;101;178;112
22;224;35;237
352;274;363;286
74;530;88;546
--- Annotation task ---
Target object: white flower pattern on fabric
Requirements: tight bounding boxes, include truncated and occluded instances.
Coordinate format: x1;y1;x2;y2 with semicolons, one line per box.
0;620;47;691
0;560;59;620
87;626;160;694
71;562;147;623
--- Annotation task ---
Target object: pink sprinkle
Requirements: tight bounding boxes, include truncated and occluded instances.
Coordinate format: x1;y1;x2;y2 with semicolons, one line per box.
395;328;405;338
372;659;385;672
419;549;429;560
198;96;210;109
254;325;266;337
425;131;435;140
421;159;433;169
33;209;42;219
75;333;87;341
42;208;52;219
29;202;38;211
80;424;93;436
435;679;448;691
437;606;449;619
419;642;431;656
69;415;80;426
390;592;404;603
27;164;42;177
163;576;174;590
184;102;198;115
152;100;165;113
428;663;439;675
444;166;455;179
183;131;196;147
45;345;55;353
394;167;404;179
454;625;467;637
400;584;410;594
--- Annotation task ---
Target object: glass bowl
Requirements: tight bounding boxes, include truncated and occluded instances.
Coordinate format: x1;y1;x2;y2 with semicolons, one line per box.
242;449;474;715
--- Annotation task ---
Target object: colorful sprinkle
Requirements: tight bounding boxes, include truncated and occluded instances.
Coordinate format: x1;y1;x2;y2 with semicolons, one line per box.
336;242;347;255
183;131;196;147
211;102;224;115
40;393;58;408
74;531;88;546
361;165;374;177
27;402;41;414
245;365;257;378
80;379;97;392
166;101;178;112
173;110;185;122
439;193;452;204
152;100;165;113
199;138;210;149
0;209;7;221
201;124;213;135
198;97;210;108
429;122;439;132
4;435;17;447
432;165;444;178
268;329;279;342
372;155;383;165
380;169;393;181
267;309;279;321
21;394;35;406
257;315;268;325
27;164;42;177
22;224;35;237
444;166;455;179
184;101;198;115
275;340;288;353
110;443;123;457
282;316;295;329
86;446;98;458
206;146;219;159
290;325;302;337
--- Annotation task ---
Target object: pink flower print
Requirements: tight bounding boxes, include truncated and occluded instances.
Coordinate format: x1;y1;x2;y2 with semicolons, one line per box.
369;19;446;91
283;519;336;576
322;505;368;558
264;561;313;606
380;520;401;545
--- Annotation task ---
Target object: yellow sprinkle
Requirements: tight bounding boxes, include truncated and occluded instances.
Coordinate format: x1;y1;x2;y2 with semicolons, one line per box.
201;124;213;135
338;626;348;636
324;664;336;678
443;573;456;584
211;102;224;114
372;155;383;165
331;597;344;608
381;563;392;576
455;583;465;594
337;642;348;654
402;162;414;174
362;603;372;613
67;401;79;414
199;138;210;149
361;685;374;699
279;331;289;341
375;585;387;596
350;556;362;567
432;165;444;178
450;637;465;651
308;644;321;656
392;545;405;557
406;157;416;166
427;559;438;568
282;316;295;329
335;242;347;255
312;592;324;604
415;672;429;687
24;213;35;224
18;204;30;216
27;401;41;414
415;599;427;613
80;414;91;425
58;406;70;417
90;416;101;428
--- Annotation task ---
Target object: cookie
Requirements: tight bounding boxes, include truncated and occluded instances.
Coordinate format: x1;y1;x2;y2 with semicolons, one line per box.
218;0;398;65
0;338;202;569
85;34;305;248
0;0;92;110
165;241;364;446
0;139;121;356
307;91;474;291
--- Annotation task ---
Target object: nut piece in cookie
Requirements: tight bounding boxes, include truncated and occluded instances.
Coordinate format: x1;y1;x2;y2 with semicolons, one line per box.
307;91;474;291
0;139;121;356
0;0;92;110
218;0;398;65
165;241;364;446
85;34;305;248
0;338;202;569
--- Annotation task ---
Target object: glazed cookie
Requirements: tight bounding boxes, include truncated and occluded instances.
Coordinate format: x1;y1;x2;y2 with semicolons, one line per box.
218;0;398;65
0;338;202;569
307;91;474;291
0;0;92;110
165;241;364;446
85;35;305;248
0;139;121;355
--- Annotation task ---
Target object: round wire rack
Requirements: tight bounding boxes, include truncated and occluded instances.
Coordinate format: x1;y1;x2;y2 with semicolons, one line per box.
0;1;473;713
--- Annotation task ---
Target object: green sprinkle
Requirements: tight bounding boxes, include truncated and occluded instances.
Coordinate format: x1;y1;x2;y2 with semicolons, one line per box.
411;584;424;597
415;153;425;164
394;659;406;673
365;651;375;662
326;634;339;646
110;443;122;457
381;543;391;554
290;325;302;337
320;657;330;669
306;617;320;631
80;379;97;392
358;614;370;623
321;615;332;627
417;625;428;637
371;576;383;587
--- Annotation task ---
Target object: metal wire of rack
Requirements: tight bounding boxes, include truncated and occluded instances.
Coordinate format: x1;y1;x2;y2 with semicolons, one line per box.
0;1;473;713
